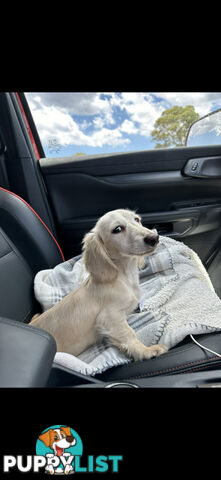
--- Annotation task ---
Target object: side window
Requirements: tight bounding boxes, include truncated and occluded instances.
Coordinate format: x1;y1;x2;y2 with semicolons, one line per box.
25;93;221;158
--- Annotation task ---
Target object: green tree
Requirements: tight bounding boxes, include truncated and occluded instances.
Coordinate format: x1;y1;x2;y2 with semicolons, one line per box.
151;105;200;149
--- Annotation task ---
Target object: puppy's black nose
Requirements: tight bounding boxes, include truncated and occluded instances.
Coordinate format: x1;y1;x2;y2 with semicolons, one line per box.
144;234;159;247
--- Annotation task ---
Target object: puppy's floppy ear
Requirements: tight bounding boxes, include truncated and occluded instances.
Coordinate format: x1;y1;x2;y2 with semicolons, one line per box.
39;429;53;447
83;231;118;283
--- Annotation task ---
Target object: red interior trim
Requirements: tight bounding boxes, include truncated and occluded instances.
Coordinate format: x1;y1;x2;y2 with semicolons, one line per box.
0;187;65;262
15;92;41;161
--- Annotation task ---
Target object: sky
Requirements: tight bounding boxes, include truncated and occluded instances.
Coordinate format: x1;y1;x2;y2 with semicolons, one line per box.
25;92;221;157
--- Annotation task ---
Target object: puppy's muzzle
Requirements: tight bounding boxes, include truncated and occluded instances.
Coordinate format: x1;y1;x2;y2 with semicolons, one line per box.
144;233;159;247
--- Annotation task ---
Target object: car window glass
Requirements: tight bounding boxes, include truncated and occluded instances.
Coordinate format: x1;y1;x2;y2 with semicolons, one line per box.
25;92;221;157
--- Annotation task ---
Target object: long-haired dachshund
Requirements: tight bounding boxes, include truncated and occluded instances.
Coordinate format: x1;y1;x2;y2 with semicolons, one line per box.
31;209;168;360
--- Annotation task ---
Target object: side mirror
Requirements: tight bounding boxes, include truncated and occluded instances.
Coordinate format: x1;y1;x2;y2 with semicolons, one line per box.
185;108;221;147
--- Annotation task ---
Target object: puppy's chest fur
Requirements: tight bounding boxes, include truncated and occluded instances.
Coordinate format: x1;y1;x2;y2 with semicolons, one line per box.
116;261;141;314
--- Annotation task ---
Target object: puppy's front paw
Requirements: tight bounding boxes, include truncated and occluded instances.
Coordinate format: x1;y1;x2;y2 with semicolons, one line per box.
152;344;168;356
64;464;74;475
142;344;168;359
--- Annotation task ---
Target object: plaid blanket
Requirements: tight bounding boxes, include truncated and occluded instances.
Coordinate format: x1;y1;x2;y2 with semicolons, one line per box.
34;236;221;376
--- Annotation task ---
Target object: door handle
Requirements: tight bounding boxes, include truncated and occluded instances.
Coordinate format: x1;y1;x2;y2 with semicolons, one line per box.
183;156;221;178
151;219;193;238
142;203;221;239
168;219;193;237
141;210;197;238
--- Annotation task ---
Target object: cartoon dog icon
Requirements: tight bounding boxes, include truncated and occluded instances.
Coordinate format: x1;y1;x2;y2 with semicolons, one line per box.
39;426;76;475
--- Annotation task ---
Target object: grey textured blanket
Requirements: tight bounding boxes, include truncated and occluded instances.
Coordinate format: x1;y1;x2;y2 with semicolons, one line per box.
34;236;221;376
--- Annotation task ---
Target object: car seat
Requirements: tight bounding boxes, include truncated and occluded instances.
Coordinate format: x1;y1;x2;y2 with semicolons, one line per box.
1;186;221;387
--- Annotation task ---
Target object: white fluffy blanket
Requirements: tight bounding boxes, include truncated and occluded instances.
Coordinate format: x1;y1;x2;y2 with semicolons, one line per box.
34;236;221;376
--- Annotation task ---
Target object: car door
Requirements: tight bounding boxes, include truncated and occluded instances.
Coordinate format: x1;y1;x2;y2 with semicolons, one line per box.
13;93;221;299
37;145;221;293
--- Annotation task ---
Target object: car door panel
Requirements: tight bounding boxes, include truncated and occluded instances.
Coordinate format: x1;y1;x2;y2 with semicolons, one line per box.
39;145;221;273
40;144;221;176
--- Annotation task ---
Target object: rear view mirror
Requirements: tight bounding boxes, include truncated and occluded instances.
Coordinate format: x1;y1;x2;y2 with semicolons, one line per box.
185;108;221;147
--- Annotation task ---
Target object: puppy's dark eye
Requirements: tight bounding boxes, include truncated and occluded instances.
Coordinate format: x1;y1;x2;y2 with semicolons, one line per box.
134;217;140;223
112;226;123;234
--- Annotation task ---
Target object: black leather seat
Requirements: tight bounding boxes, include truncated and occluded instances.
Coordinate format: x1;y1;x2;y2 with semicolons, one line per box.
1;185;221;386
0;187;60;385
0;187;64;322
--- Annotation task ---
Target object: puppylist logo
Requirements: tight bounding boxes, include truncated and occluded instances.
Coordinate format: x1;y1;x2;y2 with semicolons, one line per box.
3;424;123;475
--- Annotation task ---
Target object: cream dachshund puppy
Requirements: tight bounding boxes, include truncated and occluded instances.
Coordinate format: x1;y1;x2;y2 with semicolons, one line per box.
31;209;168;361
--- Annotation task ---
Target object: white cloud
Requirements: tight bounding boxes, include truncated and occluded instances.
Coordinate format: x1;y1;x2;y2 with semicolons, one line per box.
28;96;129;148
112;93;165;137
90;128;130;147
120;119;138;135
26;92;110;116
26;92;116;132
29;101;89;146
79;120;92;130
93;116;105;129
